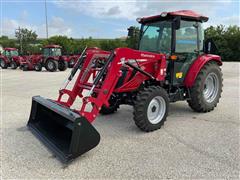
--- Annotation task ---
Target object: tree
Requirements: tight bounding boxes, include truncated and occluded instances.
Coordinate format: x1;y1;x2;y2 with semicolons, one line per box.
15;28;38;54
205;25;240;61
126;26;140;49
43;35;74;54
0;36;17;48
99;39;127;51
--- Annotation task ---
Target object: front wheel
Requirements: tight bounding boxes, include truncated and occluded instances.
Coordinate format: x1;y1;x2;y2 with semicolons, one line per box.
187;62;223;112
133;86;169;132
45;59;58;72
68;58;75;68
10;61;18;69
34;63;42;71
58;60;68;71
0;59;8;69
22;65;29;71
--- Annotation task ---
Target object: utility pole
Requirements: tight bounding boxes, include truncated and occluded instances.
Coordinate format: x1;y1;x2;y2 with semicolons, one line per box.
44;0;49;39
15;27;23;54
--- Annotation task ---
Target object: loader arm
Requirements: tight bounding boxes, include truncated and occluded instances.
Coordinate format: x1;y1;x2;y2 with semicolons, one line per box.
57;47;164;123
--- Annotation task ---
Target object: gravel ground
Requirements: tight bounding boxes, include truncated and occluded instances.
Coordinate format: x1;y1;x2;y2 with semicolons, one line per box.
1;62;239;179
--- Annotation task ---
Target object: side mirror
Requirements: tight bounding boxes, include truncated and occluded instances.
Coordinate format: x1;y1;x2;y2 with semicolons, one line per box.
204;38;218;54
173;16;181;30
128;26;135;37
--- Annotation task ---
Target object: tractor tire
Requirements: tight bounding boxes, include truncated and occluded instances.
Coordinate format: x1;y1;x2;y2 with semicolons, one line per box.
133;86;169;132
22;65;29;71
45;59;58;72
0;59;8;69
68;58;75;68
58;60;68;71
10;61;18;69
100;95;120;115
34;63;42;71
187;62;223;112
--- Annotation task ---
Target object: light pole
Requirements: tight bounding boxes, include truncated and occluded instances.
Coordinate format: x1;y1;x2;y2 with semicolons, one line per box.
15;27;23;54
44;0;49;39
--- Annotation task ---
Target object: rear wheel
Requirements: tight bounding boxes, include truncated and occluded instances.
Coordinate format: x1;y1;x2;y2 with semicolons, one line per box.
133;86;169;132
45;59;58;72
10;61;18;69
58;60;68;71
0;59;8;69
187;62;223;112
34;63;42;71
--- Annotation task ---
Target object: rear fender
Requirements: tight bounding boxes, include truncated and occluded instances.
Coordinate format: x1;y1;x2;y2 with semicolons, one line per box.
60;55;68;61
47;56;59;61
184;54;222;87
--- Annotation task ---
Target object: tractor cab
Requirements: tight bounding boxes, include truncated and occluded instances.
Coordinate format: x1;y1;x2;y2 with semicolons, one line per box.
136;10;211;86
3;48;19;58
43;45;62;57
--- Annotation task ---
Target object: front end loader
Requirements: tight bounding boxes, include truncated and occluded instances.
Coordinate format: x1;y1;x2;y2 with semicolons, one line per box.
27;10;223;163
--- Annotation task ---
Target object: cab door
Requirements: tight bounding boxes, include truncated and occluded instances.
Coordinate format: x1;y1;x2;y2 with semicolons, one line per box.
171;20;204;86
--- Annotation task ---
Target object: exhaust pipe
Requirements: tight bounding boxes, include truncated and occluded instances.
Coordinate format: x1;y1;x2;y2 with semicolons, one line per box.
27;96;100;163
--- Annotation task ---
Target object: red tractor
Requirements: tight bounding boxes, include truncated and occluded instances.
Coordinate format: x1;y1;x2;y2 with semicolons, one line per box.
66;54;80;68
21;45;68;72
27;10;223;163
0;48;24;69
67;47;101;68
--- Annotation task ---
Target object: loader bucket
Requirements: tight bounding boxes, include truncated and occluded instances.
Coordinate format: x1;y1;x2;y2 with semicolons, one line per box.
27;96;100;163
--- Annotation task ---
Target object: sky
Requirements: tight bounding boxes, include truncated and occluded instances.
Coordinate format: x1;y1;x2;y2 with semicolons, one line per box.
1;0;239;39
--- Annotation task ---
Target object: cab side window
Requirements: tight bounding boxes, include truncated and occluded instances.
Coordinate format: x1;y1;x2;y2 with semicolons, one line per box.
43;48;50;56
175;21;198;53
5;51;11;56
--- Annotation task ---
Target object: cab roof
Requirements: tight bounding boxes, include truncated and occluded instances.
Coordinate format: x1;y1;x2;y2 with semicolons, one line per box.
4;48;18;51
138;10;209;23
44;45;62;48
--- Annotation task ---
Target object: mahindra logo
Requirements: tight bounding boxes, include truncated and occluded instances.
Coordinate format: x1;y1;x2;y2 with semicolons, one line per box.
141;53;155;58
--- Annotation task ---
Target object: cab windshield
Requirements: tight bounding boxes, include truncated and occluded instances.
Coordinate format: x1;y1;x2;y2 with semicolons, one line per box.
139;20;204;54
4;50;18;56
43;48;62;56
10;50;19;56
139;21;172;54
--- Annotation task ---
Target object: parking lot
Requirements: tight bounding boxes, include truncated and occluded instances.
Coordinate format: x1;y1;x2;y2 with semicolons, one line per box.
1;62;239;179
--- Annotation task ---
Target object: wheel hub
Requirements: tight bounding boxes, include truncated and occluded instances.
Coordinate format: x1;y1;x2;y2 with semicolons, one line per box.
147;96;166;124
48;61;54;69
152;106;156;113
203;72;219;103
70;59;75;65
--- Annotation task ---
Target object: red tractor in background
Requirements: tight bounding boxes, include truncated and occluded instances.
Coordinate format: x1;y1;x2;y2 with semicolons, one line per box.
67;47;101;68
21;45;68;72
66;54;80;68
0;48;24;69
27;10;223;163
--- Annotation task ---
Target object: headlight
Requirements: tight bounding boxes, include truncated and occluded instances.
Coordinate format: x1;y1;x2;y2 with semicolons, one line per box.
136;17;142;23
161;12;168;17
